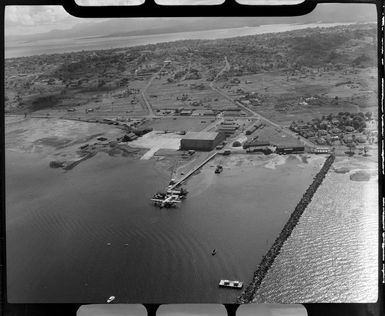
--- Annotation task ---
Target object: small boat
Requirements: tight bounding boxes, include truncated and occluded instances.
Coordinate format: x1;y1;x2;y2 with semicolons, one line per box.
107;296;115;303
219;280;243;289
215;165;223;174
153;192;166;199
212;249;217;256
151;194;181;208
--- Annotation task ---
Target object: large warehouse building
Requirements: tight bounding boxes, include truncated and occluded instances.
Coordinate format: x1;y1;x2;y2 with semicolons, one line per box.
180;132;225;151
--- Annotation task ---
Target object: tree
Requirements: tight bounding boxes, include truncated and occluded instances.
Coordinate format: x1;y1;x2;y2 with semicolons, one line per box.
348;143;356;155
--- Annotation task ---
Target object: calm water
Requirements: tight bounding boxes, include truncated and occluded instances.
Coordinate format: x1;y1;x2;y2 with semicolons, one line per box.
5;23;351;58
6;149;322;303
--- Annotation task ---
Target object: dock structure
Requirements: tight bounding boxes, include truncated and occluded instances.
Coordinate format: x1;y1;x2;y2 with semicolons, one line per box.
169;151;217;190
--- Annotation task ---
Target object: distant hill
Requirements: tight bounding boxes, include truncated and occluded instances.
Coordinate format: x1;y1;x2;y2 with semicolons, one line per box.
6;3;376;42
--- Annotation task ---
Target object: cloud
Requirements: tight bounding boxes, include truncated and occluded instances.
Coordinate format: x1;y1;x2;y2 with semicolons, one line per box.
5;6;74;27
4;0;305;37
5;6;85;37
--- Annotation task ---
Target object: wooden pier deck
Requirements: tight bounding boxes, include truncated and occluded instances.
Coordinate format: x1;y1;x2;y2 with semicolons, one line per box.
169;151;217;190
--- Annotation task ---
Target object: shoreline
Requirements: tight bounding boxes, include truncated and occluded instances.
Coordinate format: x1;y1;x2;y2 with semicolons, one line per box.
236;154;335;303
5;22;358;59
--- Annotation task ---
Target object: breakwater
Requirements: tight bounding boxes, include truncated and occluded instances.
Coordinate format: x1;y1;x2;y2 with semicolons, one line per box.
236;154;336;303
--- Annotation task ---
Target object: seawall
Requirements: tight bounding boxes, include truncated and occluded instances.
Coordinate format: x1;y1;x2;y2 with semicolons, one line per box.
236;154;335;303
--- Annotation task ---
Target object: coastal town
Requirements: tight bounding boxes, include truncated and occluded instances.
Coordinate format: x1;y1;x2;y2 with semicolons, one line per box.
5;23;378;182
5;21;378;304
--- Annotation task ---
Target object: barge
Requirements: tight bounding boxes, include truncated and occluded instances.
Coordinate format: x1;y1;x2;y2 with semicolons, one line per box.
219;280;243;289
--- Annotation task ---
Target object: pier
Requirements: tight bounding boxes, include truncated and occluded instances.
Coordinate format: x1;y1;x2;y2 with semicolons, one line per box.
169;151;218;190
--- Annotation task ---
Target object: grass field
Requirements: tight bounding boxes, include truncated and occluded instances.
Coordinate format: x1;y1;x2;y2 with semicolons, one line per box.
223;67;377;125
147;77;235;111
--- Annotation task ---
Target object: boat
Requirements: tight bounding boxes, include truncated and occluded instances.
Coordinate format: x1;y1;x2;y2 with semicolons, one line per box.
215;165;223;174
151;194;181;208
212;249;217;256
219;280;243;289
107;296;115;303
153;192;166;200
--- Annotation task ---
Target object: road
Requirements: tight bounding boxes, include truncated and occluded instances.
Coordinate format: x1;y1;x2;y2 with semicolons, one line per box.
141;63;167;117
209;56;315;148
209;56;230;88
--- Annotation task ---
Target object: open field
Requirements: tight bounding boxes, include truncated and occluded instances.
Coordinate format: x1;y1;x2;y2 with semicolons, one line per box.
147;76;239;113
221;67;377;126
247;124;303;147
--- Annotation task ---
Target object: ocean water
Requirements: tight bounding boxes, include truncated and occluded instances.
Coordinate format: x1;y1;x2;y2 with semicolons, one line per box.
5;23;352;58
252;167;378;303
5;146;322;303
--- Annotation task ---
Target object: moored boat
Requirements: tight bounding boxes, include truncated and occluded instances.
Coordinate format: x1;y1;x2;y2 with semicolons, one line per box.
107;296;115;303
215;165;223;174
219;279;243;289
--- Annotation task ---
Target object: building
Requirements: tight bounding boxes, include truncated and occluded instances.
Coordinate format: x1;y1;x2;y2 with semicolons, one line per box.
180;109;193;116
192;109;216;116
223;110;241;117
312;147;330;154
276;145;305;155
180;132;225;151
216;125;238;136
243;140;270;149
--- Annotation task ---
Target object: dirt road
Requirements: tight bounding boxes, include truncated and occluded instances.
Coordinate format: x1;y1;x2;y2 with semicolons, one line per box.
209;57;315;148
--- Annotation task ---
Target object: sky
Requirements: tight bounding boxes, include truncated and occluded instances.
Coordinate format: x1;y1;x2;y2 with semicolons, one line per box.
5;1;376;38
5;6;83;36
5;1;303;36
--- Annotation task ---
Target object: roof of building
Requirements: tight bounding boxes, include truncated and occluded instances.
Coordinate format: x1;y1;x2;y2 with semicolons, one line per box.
182;132;220;141
193;109;215;114
248;141;270;146
217;125;238;130
275;144;305;149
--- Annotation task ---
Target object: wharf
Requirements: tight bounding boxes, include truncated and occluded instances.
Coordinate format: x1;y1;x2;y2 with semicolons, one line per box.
169;151;217;190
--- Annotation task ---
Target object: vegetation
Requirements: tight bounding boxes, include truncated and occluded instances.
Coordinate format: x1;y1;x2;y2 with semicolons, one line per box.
4;23;376;115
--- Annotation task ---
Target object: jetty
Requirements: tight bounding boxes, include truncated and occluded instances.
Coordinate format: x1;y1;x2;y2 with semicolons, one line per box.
237;154;336;303
151;151;217;207
169;151;217;190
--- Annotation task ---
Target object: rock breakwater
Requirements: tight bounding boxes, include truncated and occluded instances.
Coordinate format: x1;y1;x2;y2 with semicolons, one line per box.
236;154;335;303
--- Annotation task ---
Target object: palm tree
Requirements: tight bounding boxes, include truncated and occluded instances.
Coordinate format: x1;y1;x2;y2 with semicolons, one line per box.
348;143;356;155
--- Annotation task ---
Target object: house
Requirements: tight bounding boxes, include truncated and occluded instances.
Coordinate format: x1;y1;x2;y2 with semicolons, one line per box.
180;109;193;116
276;145;305;154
